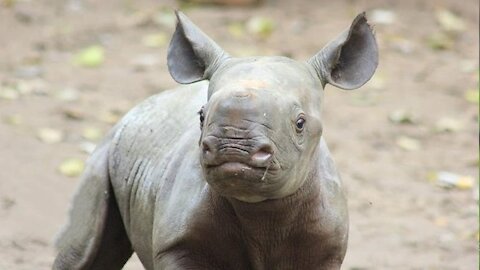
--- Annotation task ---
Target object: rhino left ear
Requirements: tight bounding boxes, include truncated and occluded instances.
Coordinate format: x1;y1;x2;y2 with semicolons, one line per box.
167;11;229;84
308;12;378;90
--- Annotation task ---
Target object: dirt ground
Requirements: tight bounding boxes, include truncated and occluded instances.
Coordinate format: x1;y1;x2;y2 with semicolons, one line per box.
0;0;478;269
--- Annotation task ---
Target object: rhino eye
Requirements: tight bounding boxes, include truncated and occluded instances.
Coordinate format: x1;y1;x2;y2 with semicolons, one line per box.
295;116;306;132
198;107;205;129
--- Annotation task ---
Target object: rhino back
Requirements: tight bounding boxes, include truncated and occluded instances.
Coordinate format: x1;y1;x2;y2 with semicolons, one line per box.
107;81;208;267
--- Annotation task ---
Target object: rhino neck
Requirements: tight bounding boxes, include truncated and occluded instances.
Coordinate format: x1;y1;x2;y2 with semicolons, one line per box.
223;153;323;265
228;167;320;233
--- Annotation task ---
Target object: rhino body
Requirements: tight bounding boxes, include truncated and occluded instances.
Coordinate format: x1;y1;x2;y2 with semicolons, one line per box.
54;11;377;270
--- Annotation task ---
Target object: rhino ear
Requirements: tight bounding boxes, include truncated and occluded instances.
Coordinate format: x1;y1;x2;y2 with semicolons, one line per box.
308;12;378;90
167;11;229;84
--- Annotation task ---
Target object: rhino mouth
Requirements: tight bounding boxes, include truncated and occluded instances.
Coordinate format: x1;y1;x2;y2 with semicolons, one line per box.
205;160;275;183
207;161;266;172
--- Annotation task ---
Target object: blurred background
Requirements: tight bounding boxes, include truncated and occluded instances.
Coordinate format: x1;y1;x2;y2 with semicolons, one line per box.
0;0;478;269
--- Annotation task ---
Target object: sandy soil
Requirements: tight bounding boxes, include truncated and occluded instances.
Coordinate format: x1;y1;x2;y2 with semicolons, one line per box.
0;0;478;269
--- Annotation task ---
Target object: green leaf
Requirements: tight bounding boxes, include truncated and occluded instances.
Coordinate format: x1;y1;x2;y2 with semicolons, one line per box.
58;158;85;177
142;33;168;48
427;32;454;50
74;45;105;68
388;110;416;124
246;16;275;39
228;22;246;38
464;89;479;104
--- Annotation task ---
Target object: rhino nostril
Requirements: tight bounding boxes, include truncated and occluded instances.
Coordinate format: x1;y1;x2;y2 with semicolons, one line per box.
202;140;212;154
251;144;274;165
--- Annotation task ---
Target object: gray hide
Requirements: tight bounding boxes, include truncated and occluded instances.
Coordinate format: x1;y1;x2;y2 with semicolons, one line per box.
53;11;378;270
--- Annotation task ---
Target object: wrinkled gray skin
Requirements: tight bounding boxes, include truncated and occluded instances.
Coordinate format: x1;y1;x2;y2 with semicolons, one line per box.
53;11;378;270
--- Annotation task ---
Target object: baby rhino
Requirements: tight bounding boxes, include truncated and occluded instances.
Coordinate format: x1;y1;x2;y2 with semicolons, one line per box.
54;11;378;270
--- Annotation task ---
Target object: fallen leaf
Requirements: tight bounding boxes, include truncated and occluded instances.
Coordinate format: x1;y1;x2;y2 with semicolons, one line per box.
142;33;168;48
62;108;84;120
246;16;275;39
433;217;448;227
78;141;96;154
396;136;420;151
0;86;20;100
389;36;415;54
435;117;463;132
232;47;261;57
349;92;379;106
82;127;103;141
131;54;159;71
430;171;475;190
3;114;23;126
228;22;246;38
388;110;416;124
74;45;105;68
55;88;80;102
460;60;478;73
2;0;16;8
367;73;386;90
16;79;49;96
153;9;176;29
99;110;122;124
464;89;479;104
58;158;85;177
427;32;455;50
122;11;154;28
368;9;396;25
14;65;43;79
37;128;64;144
436;9;466;33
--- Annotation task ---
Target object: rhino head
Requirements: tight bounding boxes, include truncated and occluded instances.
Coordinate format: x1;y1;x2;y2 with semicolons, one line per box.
168;11;378;203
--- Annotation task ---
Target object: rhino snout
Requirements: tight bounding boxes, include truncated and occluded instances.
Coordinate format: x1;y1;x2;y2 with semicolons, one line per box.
201;136;274;168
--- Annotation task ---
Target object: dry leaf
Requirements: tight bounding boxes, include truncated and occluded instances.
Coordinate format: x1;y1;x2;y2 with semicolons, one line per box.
82;127;103;141
99;110;122;124
3;114;23;126
58;158;85;177
79;141;97;154
228;22;246;38
131;54;159;71
396;136;420;151
0;86;20;100
37;128;64;144
430;171;475;190
56;88;80;102
388;110;416;124
63;108;84;120
141;33;168;48
436;9;466;33
435;117;463;132
464;89;479;104
368;9;396;25
427;32;454;50
433;217;448;227
153;9;176;29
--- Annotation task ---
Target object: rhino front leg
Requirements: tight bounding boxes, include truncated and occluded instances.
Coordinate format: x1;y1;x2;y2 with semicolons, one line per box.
53;136;133;270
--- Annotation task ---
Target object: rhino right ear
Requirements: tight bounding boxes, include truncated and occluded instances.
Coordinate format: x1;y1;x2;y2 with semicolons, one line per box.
308;12;378;90
167;11;229;84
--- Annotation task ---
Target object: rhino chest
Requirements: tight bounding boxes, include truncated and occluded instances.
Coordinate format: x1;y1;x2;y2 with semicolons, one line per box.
156;222;336;270
154;190;344;270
